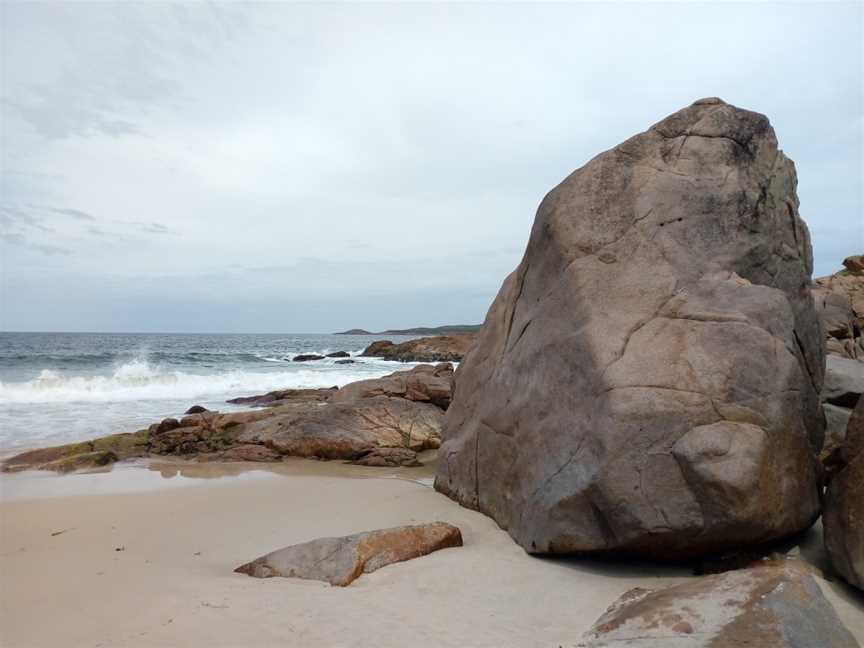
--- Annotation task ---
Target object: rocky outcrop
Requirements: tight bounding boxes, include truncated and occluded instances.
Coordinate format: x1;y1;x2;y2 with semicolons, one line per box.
3;365;450;472
331;363;454;409
579;561;858;647
824;398;864;589
815;255;864;360
234;522;462;586
436;98;824;559
361;335;476;362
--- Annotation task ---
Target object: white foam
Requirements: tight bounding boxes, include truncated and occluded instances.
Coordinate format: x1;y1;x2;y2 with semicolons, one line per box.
0;358;384;405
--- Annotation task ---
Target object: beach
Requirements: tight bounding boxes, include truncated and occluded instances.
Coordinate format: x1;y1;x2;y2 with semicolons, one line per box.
2;459;863;648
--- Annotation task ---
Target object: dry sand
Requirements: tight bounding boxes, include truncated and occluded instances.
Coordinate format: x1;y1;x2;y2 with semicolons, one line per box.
1;458;863;648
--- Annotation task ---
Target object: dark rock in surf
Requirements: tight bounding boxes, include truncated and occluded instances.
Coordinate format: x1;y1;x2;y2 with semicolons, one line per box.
185;405;208;415
326;351;351;358
292;354;325;362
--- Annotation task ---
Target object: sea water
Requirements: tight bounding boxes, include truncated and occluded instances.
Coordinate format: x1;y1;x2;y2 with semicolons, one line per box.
0;332;423;456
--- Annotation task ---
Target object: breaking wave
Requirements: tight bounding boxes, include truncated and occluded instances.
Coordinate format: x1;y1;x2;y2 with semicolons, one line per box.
0;358;376;405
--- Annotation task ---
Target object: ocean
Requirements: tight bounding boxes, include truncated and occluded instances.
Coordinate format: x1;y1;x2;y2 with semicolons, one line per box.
0;332;423;457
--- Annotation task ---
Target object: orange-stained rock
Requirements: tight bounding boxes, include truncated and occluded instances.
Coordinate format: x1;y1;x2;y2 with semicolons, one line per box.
235;522;462;586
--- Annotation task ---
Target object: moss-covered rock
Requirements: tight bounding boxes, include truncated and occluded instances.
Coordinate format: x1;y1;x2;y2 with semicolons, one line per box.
42;450;119;473
2;430;149;473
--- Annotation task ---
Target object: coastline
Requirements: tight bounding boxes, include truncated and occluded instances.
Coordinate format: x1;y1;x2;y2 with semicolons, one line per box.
2;458;863;647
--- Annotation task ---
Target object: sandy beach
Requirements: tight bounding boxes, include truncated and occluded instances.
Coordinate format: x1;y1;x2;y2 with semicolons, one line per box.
1;459;862;648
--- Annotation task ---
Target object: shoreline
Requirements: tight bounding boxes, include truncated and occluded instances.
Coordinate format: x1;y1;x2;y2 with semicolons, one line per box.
2;458;864;647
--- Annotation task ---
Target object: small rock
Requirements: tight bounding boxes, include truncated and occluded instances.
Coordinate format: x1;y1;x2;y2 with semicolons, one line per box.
335;359;356;364
292;354;325;362
234;522;462;586
326;351;351;358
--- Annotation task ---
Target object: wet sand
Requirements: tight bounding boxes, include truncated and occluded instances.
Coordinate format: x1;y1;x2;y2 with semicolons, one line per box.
1;459;863;647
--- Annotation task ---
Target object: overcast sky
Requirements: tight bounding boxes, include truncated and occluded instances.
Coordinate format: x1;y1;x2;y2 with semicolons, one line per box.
1;2;862;333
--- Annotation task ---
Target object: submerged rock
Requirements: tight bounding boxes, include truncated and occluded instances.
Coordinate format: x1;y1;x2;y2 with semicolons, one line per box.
234;522;462;586
579;561;858;647
436;98;824;558
360;335;476;362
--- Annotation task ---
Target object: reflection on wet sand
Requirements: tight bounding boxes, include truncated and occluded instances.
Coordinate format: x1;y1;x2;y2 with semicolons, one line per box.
0;451;438;501
147;450;437;482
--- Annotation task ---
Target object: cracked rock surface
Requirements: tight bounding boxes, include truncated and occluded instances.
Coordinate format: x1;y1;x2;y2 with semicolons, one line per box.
435;98;824;558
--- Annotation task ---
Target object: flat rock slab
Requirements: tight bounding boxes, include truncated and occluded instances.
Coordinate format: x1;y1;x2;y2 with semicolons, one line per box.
579;561;859;647
235;522;463;586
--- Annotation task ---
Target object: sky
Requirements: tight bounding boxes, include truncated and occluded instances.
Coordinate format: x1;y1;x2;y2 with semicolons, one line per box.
1;2;862;333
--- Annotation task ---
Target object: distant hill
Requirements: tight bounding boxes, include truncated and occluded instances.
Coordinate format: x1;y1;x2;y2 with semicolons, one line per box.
334;324;482;336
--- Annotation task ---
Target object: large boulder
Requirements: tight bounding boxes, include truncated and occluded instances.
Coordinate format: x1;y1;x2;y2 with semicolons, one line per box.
360;335;476;362
234;522;463;586
824;398;864;589
331;363;454;409
436;98;824;558
579;561;859;647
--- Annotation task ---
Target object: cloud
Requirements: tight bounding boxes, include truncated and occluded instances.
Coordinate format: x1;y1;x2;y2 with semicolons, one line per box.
1;2;860;331
0;231;72;256
44;206;97;221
